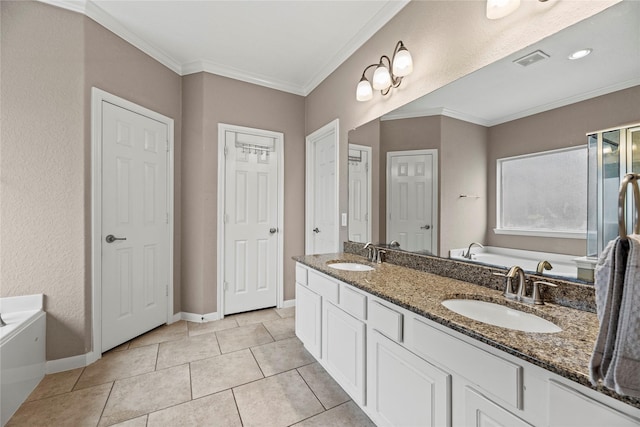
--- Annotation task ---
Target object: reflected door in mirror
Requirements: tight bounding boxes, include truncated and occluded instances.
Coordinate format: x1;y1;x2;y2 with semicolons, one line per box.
387;150;437;254
349;145;371;243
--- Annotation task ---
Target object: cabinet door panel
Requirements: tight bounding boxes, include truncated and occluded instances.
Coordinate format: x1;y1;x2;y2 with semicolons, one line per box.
465;387;531;427
295;283;322;359
548;380;640;426
368;330;451;427
323;301;366;405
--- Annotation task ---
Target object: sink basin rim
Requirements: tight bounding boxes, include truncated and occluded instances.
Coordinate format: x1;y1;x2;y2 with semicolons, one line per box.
441;298;562;333
326;262;374;272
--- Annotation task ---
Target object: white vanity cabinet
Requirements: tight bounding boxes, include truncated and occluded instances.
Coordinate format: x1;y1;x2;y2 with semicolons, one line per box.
322;300;366;405
547;380;640;427
367;329;451;427
295;283;322;359
464;387;533;427
294;264;322;359
294;262;640;427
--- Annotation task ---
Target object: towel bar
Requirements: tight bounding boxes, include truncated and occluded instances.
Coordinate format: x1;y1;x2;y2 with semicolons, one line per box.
617;173;640;239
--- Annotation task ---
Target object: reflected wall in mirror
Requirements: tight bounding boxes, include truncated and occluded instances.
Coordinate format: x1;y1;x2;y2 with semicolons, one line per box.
347;1;640;282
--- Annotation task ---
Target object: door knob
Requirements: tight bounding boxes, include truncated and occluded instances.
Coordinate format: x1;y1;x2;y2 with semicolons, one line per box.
105;234;127;243
313;227;320;233
269;228;278;234
420;225;431;230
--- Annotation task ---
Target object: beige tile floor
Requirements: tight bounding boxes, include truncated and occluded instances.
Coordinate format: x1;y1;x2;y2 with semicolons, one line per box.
8;307;376;427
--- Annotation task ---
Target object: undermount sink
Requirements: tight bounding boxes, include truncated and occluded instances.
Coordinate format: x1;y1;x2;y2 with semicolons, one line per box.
327;262;374;272
441;299;562;333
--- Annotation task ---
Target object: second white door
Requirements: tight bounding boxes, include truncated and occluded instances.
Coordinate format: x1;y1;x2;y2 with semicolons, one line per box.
387;149;438;254
306;120;339;254
223;127;280;315
101;100;170;352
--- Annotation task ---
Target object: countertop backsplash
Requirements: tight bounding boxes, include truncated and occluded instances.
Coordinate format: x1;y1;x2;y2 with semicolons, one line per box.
343;241;597;313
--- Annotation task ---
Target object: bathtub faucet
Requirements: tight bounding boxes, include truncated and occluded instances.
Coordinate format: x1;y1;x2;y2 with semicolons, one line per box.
463;242;484;259
0;313;6;327
536;260;553;275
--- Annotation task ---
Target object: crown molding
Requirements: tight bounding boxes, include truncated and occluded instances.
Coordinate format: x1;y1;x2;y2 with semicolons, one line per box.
485;77;640;126
302;0;410;95
182;60;306;96
37;0;87;14
38;0;183;74
381;77;640;127
381;107;492;127
38;0;409;96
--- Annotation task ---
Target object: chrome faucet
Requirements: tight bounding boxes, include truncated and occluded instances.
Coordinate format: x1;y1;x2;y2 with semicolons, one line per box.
463;242;484;259
0;313;6;327
389;240;400;248
364;242;377;262
536;260;553;275
495;265;558;305
504;265;527;300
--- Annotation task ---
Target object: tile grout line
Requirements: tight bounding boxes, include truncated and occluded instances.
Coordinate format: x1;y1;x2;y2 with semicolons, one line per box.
295;365;328;412
96;381;116;426
248;346;267;379
230;387;245;427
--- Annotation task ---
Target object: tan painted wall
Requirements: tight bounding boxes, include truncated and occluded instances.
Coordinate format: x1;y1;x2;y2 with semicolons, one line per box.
181;72;305;314
376;116;487;255
1;1;182;360
440;117;488;255
305;0;619;246
487;85;640;255
1;1;87;359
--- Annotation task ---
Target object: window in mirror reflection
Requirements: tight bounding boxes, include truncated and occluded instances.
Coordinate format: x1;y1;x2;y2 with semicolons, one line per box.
497;146;587;237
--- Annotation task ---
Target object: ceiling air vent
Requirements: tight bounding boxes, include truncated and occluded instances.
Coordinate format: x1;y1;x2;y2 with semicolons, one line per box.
513;50;549;67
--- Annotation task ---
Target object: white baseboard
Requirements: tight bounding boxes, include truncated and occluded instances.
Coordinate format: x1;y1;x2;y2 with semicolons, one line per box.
45;303;294;374
46;351;98;374
179;311;219;323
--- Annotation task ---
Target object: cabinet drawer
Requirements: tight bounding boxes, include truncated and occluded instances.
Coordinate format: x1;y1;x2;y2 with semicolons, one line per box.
369;300;403;342
308;270;339;304
412;318;523;409
340;284;367;320
296;263;308;286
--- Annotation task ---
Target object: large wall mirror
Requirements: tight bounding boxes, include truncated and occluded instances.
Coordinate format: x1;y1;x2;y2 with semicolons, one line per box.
347;1;640;282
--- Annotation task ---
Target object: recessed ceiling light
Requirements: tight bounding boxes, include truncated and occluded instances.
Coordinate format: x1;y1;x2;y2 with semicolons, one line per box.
568;48;592;60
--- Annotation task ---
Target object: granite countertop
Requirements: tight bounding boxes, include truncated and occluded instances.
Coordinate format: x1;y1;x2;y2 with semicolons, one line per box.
294;252;640;408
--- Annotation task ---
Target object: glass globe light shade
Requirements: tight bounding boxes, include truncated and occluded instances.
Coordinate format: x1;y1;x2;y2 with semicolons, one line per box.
486;0;521;20
372;65;391;90
392;47;413;77
356;78;373;102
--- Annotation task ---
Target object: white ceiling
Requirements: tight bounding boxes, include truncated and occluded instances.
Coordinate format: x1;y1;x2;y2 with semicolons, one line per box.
383;1;640;126
46;0;409;96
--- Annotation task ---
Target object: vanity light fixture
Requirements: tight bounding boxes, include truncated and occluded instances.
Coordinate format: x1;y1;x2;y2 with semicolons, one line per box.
568;48;592;60
356;41;413;102
486;0;521;20
486;0;548;20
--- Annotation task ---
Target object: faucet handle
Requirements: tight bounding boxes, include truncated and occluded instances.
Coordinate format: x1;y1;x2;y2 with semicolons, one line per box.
493;271;517;298
530;281;558;305
376;250;387;264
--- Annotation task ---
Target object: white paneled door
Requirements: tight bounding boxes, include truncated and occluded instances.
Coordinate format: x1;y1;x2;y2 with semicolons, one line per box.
348;144;371;243
101;101;169;352
223;128;280;315
387;149;438;254
306;120;339;254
